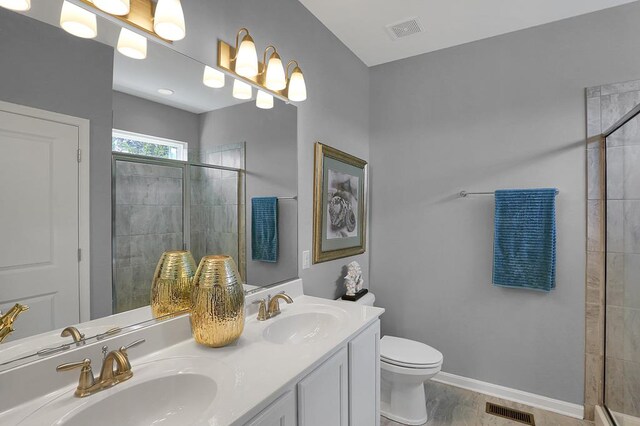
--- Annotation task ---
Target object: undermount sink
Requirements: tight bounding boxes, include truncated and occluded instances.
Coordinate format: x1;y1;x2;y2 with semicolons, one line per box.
19;357;229;426
60;374;216;426
262;306;347;345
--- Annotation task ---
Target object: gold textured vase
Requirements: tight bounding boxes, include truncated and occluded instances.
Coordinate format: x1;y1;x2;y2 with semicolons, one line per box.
150;250;197;318
190;255;245;347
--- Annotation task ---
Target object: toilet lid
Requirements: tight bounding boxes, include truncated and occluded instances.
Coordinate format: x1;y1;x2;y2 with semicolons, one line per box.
380;336;443;367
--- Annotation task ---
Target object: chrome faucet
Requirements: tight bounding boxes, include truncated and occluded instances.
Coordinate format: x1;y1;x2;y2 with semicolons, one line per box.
61;326;85;347
56;339;145;397
253;292;293;321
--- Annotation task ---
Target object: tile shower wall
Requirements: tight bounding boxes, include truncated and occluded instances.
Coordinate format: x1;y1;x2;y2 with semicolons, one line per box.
605;99;640;419
190;143;244;275
114;161;183;313
587;79;640;421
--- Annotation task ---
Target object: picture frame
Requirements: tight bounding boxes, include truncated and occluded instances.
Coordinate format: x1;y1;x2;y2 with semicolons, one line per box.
313;142;368;264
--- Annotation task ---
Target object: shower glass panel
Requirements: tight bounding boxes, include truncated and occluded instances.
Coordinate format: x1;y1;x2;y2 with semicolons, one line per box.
113;158;184;313
189;164;242;276
605;112;640;425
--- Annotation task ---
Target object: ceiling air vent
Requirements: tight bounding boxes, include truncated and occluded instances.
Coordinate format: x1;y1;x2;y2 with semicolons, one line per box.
486;402;536;425
385;17;423;41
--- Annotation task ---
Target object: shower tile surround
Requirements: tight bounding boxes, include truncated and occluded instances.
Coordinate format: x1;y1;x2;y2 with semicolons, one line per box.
586;79;640;421
114;146;245;312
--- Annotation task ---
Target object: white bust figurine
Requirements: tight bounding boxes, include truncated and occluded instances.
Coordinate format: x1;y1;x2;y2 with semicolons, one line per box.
344;261;364;296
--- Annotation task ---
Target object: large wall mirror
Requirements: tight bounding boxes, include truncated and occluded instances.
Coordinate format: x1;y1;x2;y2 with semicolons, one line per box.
0;1;297;370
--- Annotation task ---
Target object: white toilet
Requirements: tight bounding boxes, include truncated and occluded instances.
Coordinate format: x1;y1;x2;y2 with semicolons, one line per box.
337;292;443;425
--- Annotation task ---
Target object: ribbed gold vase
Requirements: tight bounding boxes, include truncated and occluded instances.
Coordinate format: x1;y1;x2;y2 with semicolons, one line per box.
150;250;197;318
190;255;245;348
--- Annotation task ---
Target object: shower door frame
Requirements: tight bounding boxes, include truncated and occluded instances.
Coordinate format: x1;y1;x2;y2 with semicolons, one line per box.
111;152;244;313
601;102;640;426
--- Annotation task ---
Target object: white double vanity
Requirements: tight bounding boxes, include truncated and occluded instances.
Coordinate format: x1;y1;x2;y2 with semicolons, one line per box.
0;280;384;425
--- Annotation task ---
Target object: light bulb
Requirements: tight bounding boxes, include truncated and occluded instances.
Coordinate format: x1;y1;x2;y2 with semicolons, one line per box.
256;91;274;109
287;66;307;102
232;79;252;100
203;66;225;88
235;34;258;78
154;0;185;41
265;52;286;91
60;1;97;39
117;28;147;60
0;0;30;11
93;0;129;16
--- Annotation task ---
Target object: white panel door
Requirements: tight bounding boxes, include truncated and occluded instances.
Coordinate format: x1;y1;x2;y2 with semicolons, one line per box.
349;320;381;426
245;390;297;426
298;347;348;426
0;109;80;341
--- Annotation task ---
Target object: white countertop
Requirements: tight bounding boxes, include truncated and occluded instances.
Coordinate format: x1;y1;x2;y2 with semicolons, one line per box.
0;290;384;426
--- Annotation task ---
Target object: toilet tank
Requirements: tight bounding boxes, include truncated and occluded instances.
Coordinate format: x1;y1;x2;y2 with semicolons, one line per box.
336;292;375;306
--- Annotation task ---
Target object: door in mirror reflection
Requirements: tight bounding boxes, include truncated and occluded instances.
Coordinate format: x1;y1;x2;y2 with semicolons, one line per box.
113;158;184;313
0;106;82;342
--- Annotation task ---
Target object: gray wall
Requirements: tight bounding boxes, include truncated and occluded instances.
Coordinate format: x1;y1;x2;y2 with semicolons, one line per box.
369;2;640;405
171;0;370;297
112;91;200;151
199;101;298;286
0;8;114;319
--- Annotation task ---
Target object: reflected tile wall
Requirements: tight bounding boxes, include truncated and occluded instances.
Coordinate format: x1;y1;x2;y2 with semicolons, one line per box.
114;161;184;313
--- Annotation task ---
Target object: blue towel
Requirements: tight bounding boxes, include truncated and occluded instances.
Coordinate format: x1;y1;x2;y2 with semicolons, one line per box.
252;197;278;263
492;188;557;292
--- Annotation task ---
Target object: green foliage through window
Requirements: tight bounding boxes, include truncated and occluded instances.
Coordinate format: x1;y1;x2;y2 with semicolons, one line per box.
112;137;179;159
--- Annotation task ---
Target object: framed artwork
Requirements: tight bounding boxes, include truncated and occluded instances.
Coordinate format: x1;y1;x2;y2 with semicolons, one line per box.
313;142;368;264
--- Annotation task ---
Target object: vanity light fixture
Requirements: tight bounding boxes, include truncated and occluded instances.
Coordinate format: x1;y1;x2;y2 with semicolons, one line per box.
261;46;286;91
117;28;147;60
92;0;129;16
218;28;308;105
203;66;225;89
60;1;98;39
232;79;252;100
286;61;307;102
154;0;186;41
256;91;274;109
0;0;30;11
233;28;259;78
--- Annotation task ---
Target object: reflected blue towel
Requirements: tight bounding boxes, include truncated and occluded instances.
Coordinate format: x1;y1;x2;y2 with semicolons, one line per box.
252;197;278;263
492;189;557;292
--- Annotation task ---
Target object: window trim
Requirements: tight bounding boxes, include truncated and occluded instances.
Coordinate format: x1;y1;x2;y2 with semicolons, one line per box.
112;129;188;161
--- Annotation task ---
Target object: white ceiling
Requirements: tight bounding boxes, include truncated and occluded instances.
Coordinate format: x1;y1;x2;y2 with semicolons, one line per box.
298;0;638;66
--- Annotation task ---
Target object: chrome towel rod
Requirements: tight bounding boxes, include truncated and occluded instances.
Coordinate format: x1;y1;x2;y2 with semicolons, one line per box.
278;196;298;200
459;189;559;198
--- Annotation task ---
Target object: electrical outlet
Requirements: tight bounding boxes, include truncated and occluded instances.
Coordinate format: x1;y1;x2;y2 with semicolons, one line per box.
302;250;311;269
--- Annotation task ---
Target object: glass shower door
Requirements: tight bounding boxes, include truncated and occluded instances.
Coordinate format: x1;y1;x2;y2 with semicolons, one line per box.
112;158;184;313
605;112;640;425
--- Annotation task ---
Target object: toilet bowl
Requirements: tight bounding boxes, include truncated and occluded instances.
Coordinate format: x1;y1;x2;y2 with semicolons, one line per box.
336;292;443;426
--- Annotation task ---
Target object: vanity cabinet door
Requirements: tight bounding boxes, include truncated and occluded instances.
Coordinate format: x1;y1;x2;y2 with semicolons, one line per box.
348;320;381;426
245;390;297;426
297;347;348;426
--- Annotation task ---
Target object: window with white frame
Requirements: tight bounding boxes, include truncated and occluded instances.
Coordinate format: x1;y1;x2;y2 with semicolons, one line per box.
112;129;188;161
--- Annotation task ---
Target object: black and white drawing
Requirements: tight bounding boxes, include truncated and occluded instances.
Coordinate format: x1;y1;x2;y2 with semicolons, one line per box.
326;169;359;239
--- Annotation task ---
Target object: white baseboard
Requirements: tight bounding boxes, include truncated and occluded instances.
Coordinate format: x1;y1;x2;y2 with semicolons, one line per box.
431;371;584;420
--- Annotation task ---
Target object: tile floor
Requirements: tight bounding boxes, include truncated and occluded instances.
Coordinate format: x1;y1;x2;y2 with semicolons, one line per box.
381;381;594;426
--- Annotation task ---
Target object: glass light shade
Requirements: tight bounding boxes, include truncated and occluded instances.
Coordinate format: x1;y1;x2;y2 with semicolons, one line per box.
117;28;147;60
60;1;97;39
287;66;307;102
235;35;258;78
265;53;286;91
154;0;185;41
0;0;30;11
232;79;252;100
256;91;274;109
203;66;225;88
93;0;129;15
